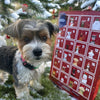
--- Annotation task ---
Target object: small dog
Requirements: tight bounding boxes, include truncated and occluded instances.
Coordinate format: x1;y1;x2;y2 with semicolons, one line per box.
0;19;58;100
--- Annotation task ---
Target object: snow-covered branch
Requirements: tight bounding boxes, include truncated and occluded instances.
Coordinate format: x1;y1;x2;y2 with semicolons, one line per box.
66;0;100;11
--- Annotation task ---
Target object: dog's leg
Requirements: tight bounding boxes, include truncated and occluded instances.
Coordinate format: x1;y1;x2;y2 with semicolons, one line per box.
30;80;44;91
14;84;33;100
0;70;9;85
30;68;44;91
29;63;46;91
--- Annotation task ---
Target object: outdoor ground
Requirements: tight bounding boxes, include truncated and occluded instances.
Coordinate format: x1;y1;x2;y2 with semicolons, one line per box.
0;18;100;100
0;72;71;100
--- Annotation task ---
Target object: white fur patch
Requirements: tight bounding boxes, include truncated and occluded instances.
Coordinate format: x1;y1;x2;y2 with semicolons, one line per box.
15;51;38;84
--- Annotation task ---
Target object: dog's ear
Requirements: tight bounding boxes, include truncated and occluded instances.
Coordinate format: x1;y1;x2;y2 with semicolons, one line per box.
45;21;59;37
3;19;21;38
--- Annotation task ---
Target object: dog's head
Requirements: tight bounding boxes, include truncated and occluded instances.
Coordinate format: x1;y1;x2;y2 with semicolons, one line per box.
3;19;59;66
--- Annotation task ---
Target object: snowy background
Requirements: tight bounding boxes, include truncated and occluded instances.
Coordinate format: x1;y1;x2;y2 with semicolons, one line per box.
0;0;100;100
0;0;100;31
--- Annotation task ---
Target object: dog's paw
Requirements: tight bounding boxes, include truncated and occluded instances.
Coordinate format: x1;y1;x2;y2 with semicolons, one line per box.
35;82;44;90
0;71;9;85
30;80;44;91
25;95;33;100
0;79;5;85
32;82;44;91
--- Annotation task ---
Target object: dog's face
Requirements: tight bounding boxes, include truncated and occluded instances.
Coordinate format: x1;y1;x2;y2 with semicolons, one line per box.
4;19;58;66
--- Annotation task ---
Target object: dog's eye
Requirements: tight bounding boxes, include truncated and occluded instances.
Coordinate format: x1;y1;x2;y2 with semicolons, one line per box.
41;36;47;41
23;37;30;43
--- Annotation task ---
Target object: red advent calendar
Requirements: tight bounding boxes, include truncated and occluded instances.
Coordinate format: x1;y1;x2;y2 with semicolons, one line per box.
50;11;100;100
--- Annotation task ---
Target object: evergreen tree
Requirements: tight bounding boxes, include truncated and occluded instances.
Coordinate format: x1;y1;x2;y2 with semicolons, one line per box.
0;0;60;29
0;0;14;25
60;0;100;11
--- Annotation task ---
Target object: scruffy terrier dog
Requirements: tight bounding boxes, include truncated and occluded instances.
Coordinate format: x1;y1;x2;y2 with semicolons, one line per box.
0;19;58;100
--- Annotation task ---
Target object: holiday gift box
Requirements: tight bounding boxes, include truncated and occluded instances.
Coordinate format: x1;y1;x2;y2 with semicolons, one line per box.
50;11;100;100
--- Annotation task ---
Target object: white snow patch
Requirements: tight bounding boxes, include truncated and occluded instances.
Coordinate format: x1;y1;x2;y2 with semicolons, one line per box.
4;0;10;5
30;0;52;18
48;3;61;9
10;12;20;19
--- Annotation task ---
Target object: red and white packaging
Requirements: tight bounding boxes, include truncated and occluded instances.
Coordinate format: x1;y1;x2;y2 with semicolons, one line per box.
50;11;100;100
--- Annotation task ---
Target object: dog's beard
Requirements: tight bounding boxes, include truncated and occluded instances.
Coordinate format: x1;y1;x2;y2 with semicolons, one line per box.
22;43;51;67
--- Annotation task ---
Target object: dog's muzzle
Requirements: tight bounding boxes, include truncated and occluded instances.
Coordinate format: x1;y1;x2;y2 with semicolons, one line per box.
33;48;42;60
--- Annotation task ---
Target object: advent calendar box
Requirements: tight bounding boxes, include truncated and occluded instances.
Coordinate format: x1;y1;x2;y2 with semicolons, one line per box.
50;11;100;100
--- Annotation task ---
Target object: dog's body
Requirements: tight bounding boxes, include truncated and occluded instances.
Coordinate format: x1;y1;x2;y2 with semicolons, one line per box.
0;46;17;73
0;19;58;100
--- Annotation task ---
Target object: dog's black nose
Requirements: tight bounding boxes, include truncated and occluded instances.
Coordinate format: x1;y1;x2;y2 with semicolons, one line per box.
33;48;42;57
